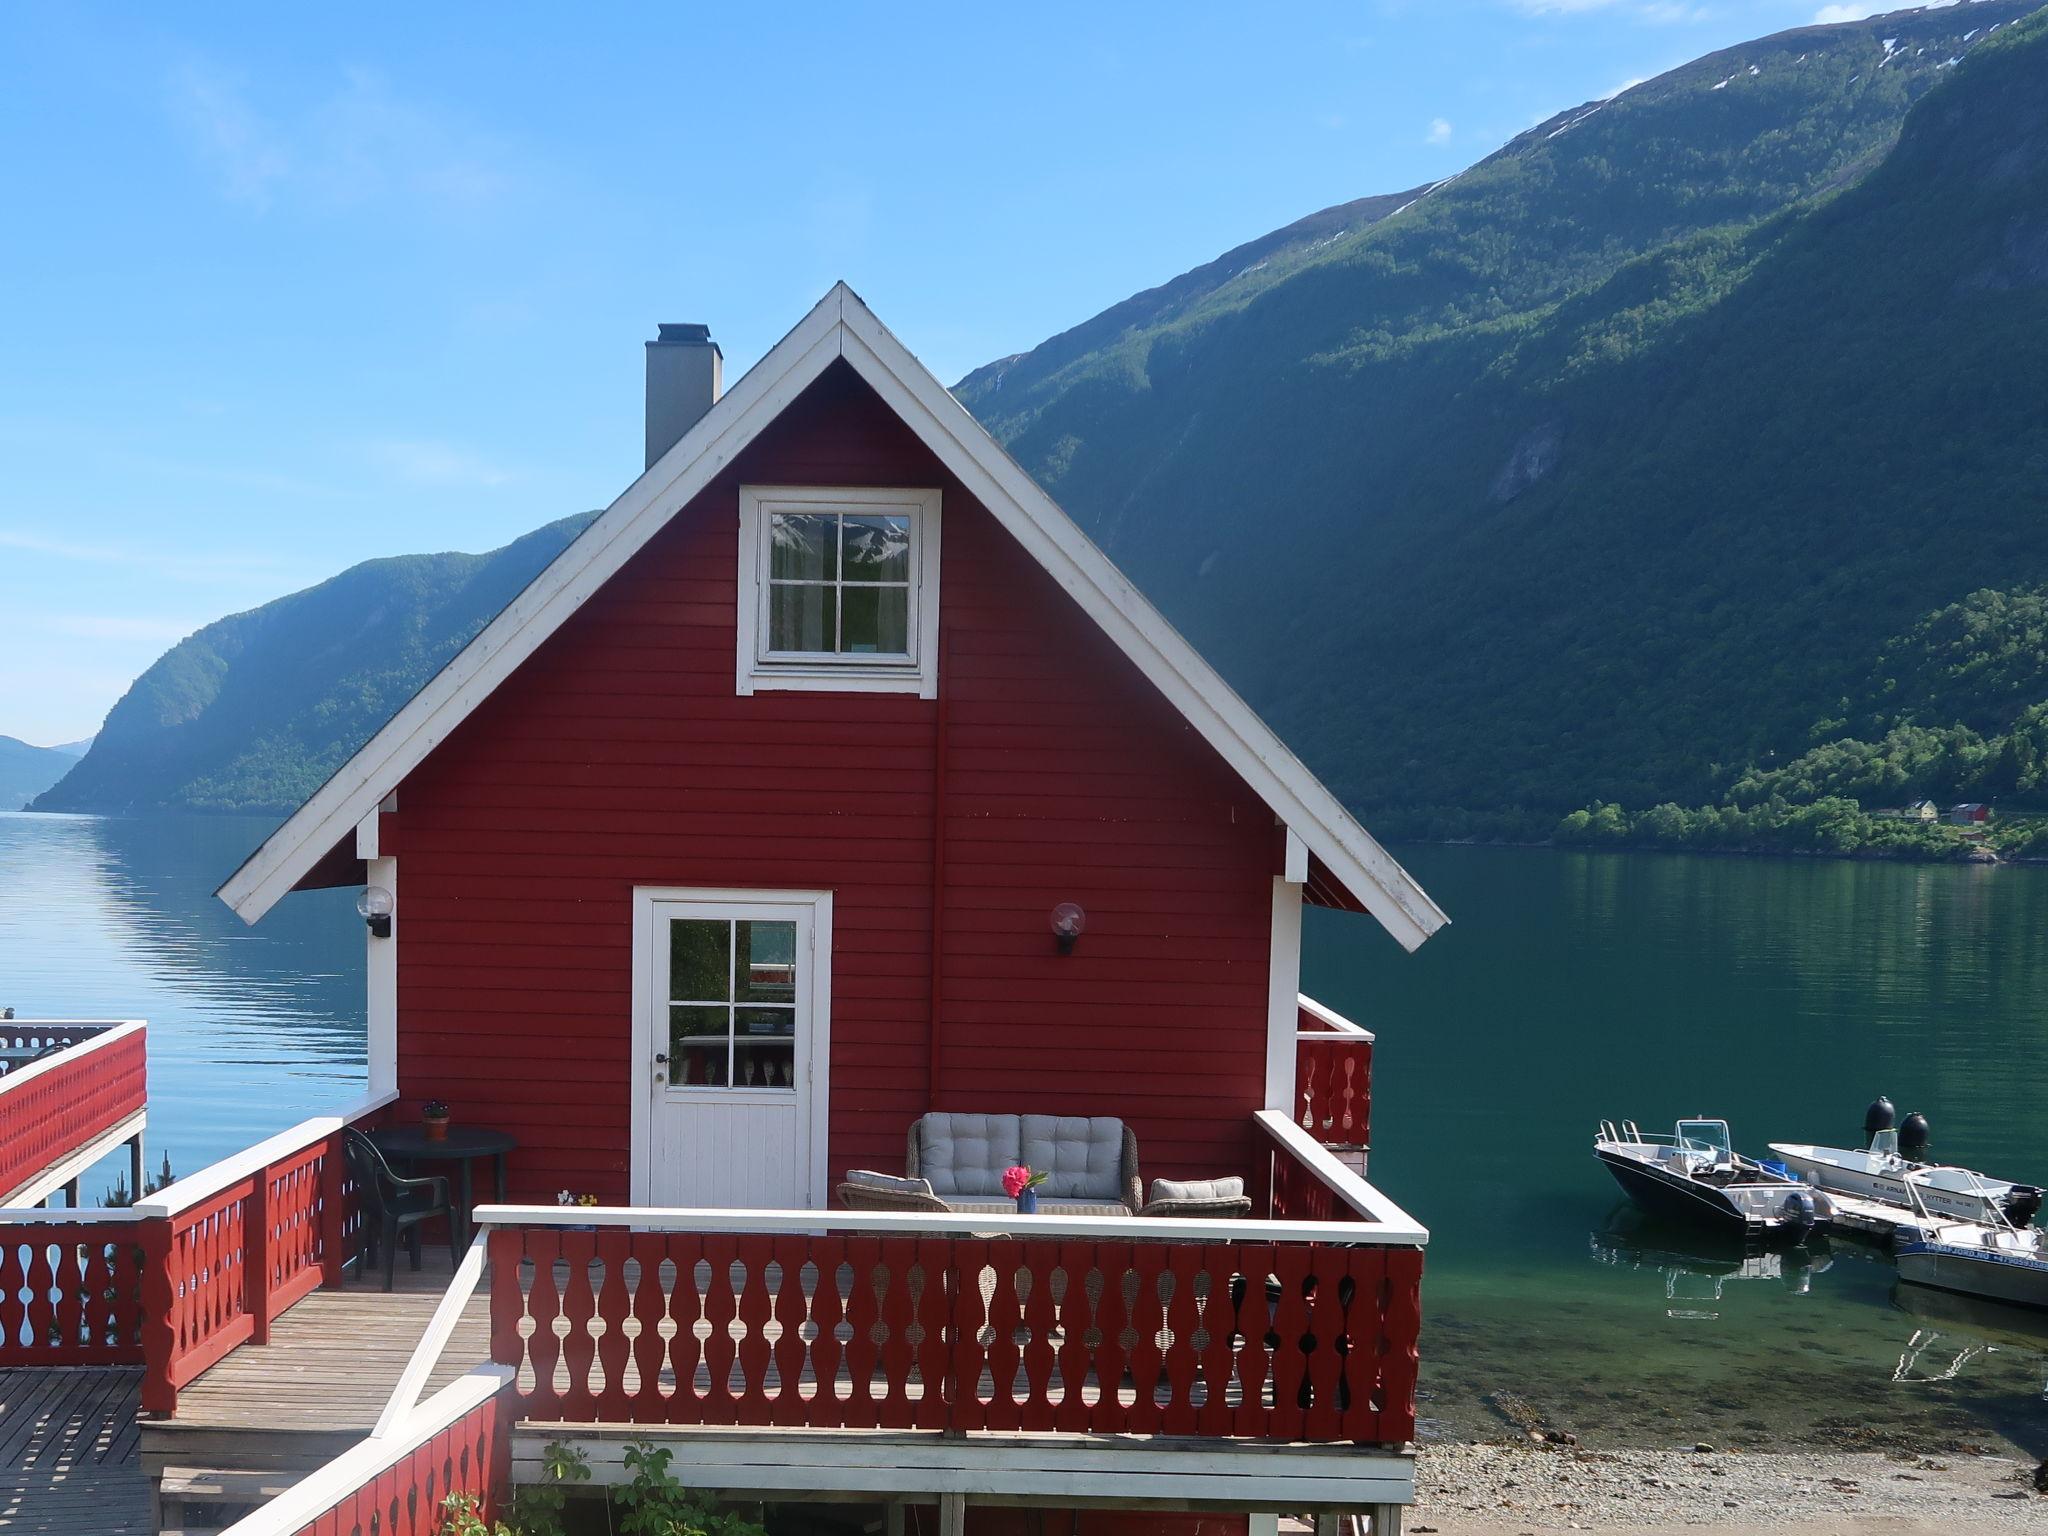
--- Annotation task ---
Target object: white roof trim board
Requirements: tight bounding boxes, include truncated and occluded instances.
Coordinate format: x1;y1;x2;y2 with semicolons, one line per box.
218;284;1448;951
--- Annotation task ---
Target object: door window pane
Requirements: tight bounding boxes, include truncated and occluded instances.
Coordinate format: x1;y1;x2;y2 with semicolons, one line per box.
736;921;797;1003
669;1005;729;1087
668;920;730;1003
769;514;838;581
769;584;836;652
841;516;911;581
840;586;909;655
664;916;801;1093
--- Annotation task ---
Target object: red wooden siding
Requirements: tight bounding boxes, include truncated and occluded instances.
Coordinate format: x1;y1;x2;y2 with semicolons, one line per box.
392;362;1277;1198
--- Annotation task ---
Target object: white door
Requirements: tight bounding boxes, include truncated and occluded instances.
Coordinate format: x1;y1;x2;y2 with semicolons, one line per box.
631;888;831;1209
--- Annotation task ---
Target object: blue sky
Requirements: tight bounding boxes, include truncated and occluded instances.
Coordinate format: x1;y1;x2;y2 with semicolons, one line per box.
0;0;1891;745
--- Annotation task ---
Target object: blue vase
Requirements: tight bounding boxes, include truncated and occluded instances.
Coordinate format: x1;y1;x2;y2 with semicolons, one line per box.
1017;1187;1039;1215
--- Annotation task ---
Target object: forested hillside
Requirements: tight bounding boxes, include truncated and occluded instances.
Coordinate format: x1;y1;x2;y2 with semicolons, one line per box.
0;736;79;811
33;515;594;814
960;4;2048;842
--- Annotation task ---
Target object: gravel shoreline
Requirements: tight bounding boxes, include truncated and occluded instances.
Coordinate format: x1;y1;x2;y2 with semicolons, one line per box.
1410;1440;2048;1532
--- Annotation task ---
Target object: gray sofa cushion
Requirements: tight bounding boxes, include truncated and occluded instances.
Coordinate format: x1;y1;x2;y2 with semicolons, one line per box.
912;1112;1126;1201
913;1113;1022;1198
1019;1115;1125;1200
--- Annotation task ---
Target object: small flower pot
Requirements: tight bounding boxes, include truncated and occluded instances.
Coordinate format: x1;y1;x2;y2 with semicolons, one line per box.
424;1114;450;1143
1016;1188;1039;1215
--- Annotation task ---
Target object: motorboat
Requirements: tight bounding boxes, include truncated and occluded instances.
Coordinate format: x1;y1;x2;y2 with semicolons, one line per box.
1894;1218;2048;1312
1768;1129;2043;1228
1595;1118;1819;1242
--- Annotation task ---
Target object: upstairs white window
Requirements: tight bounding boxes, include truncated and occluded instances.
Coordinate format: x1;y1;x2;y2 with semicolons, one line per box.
737;485;941;696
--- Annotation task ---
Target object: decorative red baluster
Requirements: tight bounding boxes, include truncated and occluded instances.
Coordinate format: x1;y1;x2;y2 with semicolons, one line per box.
732;1236;775;1423
699;1235;740;1420
593;1227;632;1419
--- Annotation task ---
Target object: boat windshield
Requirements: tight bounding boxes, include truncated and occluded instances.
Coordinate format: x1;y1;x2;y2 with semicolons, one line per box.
1675;1119;1733;1157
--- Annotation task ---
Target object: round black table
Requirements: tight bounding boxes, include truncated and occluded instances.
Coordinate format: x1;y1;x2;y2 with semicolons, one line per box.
368;1125;517;1249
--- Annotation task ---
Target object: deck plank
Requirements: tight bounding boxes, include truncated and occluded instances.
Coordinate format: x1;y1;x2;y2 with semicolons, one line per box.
158;1250;490;1440
0;1368;149;1533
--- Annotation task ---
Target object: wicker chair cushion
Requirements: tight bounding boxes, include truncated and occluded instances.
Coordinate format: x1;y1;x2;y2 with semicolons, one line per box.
1147;1176;1245;1204
843;1169;936;1197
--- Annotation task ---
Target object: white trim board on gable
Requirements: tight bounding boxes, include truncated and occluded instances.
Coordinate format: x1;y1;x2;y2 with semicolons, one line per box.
216;283;1448;951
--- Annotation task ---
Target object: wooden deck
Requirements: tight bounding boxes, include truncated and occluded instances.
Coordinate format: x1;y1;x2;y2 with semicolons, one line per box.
0;1368;150;1533
143;1250;490;1478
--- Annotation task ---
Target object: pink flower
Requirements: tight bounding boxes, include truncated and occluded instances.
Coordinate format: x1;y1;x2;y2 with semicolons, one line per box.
1002;1164;1031;1199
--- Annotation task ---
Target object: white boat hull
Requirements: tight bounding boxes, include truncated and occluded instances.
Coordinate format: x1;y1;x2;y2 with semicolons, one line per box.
1768;1143;2013;1223
1897;1242;2048;1311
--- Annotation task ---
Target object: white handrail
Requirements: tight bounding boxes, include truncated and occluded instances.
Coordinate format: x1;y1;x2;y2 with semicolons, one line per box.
0;1205;144;1225
478;1180;1428;1246
216;1365;512;1536
1255;1110;1429;1243
133;1087;398;1219
0;1020;144;1099
1295;994;1375;1043
372;1230;490;1439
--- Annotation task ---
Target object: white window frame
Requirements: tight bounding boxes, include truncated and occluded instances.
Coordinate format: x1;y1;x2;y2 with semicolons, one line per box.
736;484;942;698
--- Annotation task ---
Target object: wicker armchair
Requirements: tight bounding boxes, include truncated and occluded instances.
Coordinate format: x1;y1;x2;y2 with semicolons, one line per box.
835;1172;950;1213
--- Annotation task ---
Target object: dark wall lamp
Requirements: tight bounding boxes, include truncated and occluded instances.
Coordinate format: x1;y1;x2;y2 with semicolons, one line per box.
1050;901;1086;955
357;885;395;939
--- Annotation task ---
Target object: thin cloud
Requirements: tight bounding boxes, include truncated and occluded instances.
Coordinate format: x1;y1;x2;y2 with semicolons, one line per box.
1427;117;1454;144
0;529;291;584
367;439;514;489
23;614;201;643
1505;0;1707;16
169;60;519;216
1813;3;1887;18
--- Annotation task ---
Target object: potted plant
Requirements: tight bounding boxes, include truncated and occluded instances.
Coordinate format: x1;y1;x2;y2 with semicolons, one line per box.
557;1190;600;1232
1002;1163;1049;1214
422;1099;451;1142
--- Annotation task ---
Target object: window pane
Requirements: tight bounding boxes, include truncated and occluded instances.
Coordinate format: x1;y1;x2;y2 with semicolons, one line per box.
669;1005;729;1087
841;516;910;581
668;920;729;1002
733;1013;795;1090
769;583;836;653
840;585;910;655
735;921;798;1004
769;514;837;581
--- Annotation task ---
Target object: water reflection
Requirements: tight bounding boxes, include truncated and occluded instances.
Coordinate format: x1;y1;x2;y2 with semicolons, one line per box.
0;812;365;1177
1590;1209;1832;1318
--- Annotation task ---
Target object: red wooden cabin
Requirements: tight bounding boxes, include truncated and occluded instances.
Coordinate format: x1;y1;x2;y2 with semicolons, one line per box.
218;284;1447;1536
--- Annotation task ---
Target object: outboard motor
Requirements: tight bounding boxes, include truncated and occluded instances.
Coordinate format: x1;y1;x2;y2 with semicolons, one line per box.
1863;1095;1896;1148
2005;1185;2044;1230
1780;1186;1818;1238
1898;1112;1931;1160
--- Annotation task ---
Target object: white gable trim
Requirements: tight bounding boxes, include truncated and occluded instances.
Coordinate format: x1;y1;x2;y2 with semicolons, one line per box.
218;283;1447;950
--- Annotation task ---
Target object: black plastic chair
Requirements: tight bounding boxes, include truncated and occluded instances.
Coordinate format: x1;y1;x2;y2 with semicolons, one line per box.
343;1128;459;1290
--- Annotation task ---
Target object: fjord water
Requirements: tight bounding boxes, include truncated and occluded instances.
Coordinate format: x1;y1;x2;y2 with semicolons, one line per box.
5;813;2048;1453
1311;845;2048;1456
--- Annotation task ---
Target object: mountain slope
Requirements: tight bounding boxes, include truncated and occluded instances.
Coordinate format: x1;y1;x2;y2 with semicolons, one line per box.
33;515;596;815
957;3;2048;834
0;736;80;811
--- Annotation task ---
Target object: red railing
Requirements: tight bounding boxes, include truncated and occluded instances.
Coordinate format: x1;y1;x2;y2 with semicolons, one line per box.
0;1022;146;1204
210;1368;510;1536
282;1381;504;1536
489;1219;1423;1446
0;1216;148;1365
137;1099;381;1414
1296;996;1371;1149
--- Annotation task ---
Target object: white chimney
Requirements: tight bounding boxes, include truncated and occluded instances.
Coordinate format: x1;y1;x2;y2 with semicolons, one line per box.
645;323;723;469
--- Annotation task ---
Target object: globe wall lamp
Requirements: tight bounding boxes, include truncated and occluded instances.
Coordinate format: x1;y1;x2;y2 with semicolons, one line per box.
1050;901;1086;956
357;885;395;939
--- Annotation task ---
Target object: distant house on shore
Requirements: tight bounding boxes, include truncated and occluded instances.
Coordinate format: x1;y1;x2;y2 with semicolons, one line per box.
1950;802;1992;825
1910;800;1939;822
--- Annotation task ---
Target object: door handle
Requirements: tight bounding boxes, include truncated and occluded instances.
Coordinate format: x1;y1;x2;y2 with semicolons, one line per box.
654;1050;668;1084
